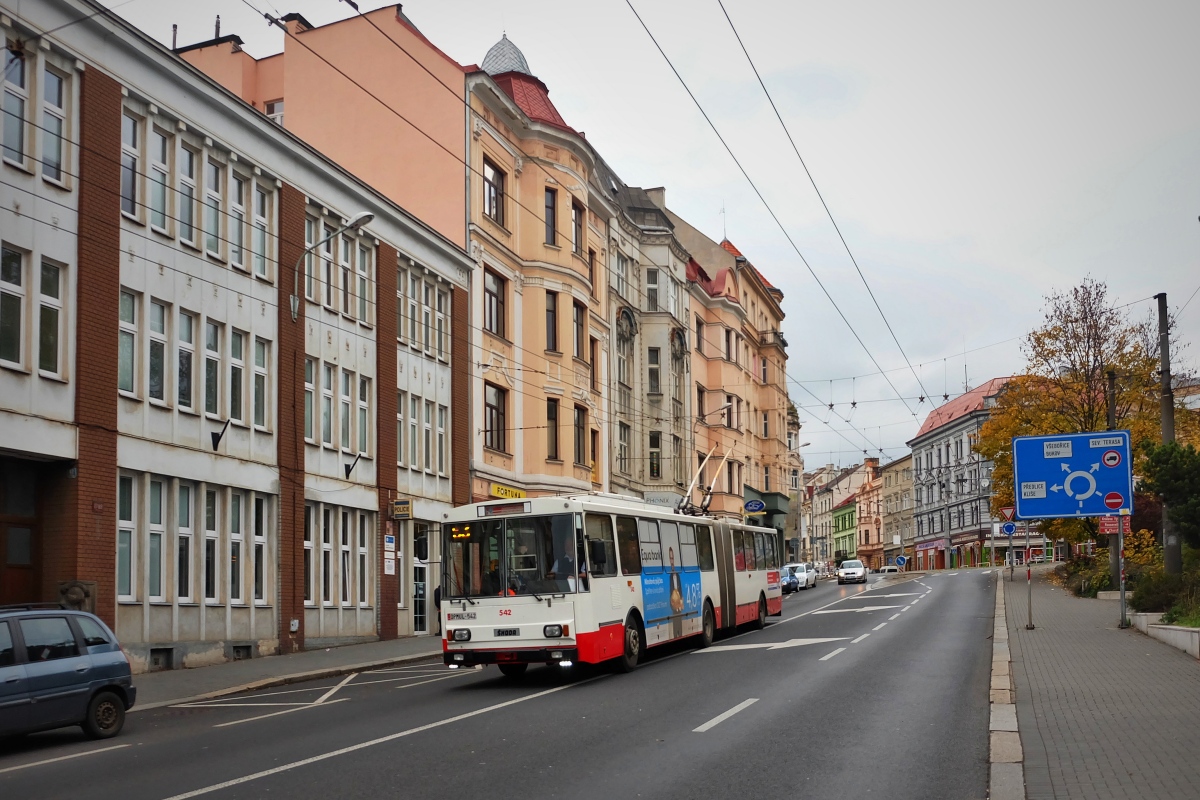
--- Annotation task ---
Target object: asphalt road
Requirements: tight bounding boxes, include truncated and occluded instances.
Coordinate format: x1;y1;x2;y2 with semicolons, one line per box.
0;570;996;799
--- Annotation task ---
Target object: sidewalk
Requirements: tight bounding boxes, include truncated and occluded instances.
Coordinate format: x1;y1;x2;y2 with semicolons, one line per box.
131;636;443;710
1006;565;1200;800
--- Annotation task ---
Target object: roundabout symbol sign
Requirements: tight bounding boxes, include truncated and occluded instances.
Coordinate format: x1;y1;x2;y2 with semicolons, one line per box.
1012;431;1134;519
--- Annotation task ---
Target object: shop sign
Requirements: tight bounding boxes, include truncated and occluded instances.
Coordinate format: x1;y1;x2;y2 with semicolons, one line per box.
489;483;526;500
951;532;982;546
392;499;412;519
916;539;945;551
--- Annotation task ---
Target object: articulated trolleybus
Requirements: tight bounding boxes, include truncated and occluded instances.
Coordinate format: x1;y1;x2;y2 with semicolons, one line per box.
441;493;783;676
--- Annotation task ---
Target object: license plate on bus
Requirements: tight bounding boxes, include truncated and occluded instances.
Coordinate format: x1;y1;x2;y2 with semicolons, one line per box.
494;628;520;637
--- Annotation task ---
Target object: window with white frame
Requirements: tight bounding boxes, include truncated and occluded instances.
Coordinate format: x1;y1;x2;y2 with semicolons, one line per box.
117;475;135;600
118;290;137;394
321;363;334;446
265;99;283;124
649;431;661;479
646;268;658;311
340;236;353;316
437;405;447;474
303;505;314;604
252;186;269;278
762;411;769;438
764;465;771;493
204;489;219;602
179;146;197;245
148;300;167;402
148;479;165;601
340;510;351;604
407;272;419;344
423;400;433;471
357;376;369;454
253;338;268;429
305;218;318;301
0;246;23;367
672;435;683;484
229;491;244;603
229;330;245;423
358;244;371;323
340;369;353;450
149;128;169;232
422;281;433;353
648;347;660;393
791;468;800;491
230;175;246;269
322;224;335;308
301;358;314;441
410;393;420;463
357;512;369;606
120;112;138;216
321;506;333;604
177;483;193;602
615;253;628;299
204;160;222;256
254;496;267;602
38;260;63;375
617;422;630;475
3;42;28;165
396;391;405;467
436;289;447;359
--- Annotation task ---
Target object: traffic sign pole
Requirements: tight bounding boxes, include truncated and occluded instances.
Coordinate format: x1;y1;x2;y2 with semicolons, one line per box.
1118;526;1129;629
1026;522;1034;630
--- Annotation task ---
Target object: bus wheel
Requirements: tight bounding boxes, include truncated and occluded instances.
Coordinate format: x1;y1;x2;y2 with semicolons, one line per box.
616;615;642;673
497;663;528;679
699;602;715;649
755;597;767;630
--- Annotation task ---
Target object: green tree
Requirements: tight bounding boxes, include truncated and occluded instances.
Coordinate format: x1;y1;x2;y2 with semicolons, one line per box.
1140;442;1200;549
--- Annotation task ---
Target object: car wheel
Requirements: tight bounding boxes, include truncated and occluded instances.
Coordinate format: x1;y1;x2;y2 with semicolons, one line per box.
82;690;125;739
699;602;715;649
497;663;528;679
615;614;643;673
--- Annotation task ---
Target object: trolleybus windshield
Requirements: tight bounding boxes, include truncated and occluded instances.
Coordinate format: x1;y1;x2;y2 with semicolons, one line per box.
445;514;581;598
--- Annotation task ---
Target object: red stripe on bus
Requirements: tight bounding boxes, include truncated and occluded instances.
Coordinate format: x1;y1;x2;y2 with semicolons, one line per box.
577;623;624;664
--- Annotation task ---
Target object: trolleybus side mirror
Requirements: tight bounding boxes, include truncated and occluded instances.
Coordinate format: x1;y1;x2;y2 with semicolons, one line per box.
588;540;607;566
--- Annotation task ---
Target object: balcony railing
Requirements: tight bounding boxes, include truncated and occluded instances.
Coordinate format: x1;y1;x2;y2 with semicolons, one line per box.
760;330;788;349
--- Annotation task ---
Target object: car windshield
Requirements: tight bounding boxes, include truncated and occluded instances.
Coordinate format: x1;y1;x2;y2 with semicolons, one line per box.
842;561;863;569
445;514;582;598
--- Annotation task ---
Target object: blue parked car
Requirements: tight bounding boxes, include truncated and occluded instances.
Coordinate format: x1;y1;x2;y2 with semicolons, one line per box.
780;569;800;594
0;606;137;739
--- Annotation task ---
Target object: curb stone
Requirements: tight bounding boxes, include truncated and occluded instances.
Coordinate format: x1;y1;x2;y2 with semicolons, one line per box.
131;650;443;712
989;577;1026;799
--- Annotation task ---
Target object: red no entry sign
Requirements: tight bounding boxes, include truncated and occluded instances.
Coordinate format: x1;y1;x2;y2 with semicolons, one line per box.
1104;492;1123;510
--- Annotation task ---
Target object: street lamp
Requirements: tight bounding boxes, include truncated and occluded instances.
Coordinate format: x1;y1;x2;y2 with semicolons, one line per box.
290;211;375;321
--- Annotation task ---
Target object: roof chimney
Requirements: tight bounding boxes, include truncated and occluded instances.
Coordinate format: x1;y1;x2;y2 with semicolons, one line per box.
215;15;220;38
172;24;177;49
645;187;665;209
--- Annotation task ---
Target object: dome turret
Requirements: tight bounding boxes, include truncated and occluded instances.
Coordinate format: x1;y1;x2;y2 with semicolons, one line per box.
481;34;531;76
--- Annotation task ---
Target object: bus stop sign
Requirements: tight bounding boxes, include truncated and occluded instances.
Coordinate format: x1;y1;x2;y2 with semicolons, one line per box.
1012;431;1133;520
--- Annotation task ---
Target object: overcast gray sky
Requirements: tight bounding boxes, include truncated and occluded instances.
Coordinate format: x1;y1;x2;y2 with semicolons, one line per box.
119;0;1200;467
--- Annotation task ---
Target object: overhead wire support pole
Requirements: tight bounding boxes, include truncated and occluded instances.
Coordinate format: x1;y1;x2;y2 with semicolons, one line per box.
1156;292;1180;574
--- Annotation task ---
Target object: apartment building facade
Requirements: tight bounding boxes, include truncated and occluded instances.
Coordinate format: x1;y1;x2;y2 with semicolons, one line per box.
810;460;874;564
881;454;914;567
832;494;857;562
855;466;883;569
0;0;471;667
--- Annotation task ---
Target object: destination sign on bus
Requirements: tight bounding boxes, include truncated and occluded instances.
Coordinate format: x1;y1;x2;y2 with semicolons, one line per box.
478;501;531;517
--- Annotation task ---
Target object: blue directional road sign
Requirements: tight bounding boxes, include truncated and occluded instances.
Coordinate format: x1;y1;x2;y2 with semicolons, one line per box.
895;555;907;567
1012;431;1133;520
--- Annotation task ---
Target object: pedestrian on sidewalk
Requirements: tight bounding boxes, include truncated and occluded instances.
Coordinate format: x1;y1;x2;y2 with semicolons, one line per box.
432;584;442;636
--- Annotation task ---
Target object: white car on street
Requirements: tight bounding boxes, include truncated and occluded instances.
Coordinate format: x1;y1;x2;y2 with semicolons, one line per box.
837;559;868;585
785;562;818;590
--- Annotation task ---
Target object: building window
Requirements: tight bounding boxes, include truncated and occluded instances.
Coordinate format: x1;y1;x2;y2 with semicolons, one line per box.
587;249;596;293
357;376;369;454
41;67;67;181
3;43;28;164
725;329;733;361
791;468;800;491
177;483;193;602
396;391;405;467
148;483;164;598
37;260;62;375
340;370;353;450
204;161;222;256
306;219;318;301
545;290;558;351
483;158;505;226
764;466;771;493
572;200;584;254
229;492;244;603
484;270;505;337
303;505;313;604
204;489;219;601
423;400;433;471
321;363;334;445
648;348;660;393
322;224;336;308
148;301;167;402
254;339;269;429
265;99;284;124
436;289;447;359
649;431;661;479
646;268;658;311
546;398;559;460
672;435;683;484
589;337;598;392
618;422;630;475
179;147;197;245
615;253;628;299
762;411;769;438
149;128;169;231
695;317;704;354
117;290;137;393
437;405;447;474
177;311;195;410
725;394;735;428
340;237;353;316
229;331;245;422
359;245;372;323
340;510;351;604
573;402;588;465
253;187;270;278
484;383;506;452
544;188;557;245
421;280;432;354
117;475;135;599
409;394;419;466
321;507;333;604
230;176;246;268
573;301;586;359
357;512;370;606
761;356;768;383
120;112;138;216
254;496;268;602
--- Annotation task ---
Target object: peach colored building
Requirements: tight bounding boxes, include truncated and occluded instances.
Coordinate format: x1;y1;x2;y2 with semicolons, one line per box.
177;7;467;248
465;36;611;501
856;465;884;569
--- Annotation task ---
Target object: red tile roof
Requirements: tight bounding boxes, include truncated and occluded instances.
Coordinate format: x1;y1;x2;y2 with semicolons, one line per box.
834;493;857;510
720;239;743;257
911;377;1010;440
491;72;576;135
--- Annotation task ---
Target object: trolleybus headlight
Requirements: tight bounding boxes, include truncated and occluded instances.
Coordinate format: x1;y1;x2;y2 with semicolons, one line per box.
551;651;563;659
451;629;471;642
543;624;563;638
452;654;465;661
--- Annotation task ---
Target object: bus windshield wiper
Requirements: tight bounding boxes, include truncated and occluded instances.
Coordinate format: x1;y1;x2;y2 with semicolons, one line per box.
450;570;475;605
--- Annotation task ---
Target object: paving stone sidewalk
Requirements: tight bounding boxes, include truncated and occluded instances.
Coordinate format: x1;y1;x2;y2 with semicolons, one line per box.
1006;566;1200;800
131;636;443;710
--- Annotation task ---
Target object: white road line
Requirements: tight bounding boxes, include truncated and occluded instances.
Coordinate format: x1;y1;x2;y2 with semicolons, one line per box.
889;614;902;620
693;698;759;733
851;634;870;644
901;606;912;612
982;570;993;575
819;647;846;661
872;623;887;631
316;672;357;704
0;744;129;775
179;702;321;708
213;698;350;727
948;572;959;576
165;676;608;799
912;598;920;603
392;674;466;690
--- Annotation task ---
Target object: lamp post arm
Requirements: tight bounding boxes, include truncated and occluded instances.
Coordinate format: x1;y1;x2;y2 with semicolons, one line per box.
290;219;370;321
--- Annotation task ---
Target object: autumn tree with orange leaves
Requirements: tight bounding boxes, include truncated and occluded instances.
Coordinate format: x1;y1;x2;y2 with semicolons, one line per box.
974;278;1197;545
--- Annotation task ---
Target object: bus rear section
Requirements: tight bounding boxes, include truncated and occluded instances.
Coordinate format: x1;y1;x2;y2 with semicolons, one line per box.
711;521;785;630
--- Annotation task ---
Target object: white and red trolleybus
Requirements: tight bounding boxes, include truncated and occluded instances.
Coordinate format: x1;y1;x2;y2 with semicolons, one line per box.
440;493;783;675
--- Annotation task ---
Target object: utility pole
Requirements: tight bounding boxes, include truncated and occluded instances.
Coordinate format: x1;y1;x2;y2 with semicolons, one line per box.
1106;370;1119;587
1156;293;1180;575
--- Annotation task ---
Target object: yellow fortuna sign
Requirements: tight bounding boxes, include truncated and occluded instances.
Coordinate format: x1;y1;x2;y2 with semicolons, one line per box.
489;483;526;500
